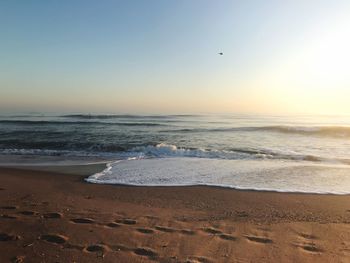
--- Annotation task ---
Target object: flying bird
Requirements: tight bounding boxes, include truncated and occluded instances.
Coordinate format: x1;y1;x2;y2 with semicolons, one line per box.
218;52;223;55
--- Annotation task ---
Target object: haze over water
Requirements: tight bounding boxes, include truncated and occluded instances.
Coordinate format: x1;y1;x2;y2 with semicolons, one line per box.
1;114;350;194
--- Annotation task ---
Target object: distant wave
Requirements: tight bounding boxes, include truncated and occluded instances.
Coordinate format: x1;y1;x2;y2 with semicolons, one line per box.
61;114;199;119
262;125;350;137
164;125;350;137
0;120;165;126
0;120;103;125
3;118;349;137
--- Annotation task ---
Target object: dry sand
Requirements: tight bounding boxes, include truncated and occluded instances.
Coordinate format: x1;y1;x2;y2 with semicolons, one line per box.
0;166;350;262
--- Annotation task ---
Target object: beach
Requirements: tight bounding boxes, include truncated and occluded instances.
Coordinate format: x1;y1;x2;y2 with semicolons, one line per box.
2;0;350;261
1;166;350;262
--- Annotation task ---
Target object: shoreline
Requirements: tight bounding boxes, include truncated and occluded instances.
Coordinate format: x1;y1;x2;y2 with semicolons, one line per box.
0;162;108;176
3;162;350;196
0;167;350;262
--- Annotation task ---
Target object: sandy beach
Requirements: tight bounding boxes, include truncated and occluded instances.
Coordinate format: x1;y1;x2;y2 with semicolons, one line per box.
2;0;350;261
0;166;349;263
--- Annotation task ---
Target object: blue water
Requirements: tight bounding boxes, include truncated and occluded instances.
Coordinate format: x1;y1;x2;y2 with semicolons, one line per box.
1;114;350;193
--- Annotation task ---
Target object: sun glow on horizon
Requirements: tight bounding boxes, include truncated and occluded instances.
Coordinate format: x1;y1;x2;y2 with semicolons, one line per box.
230;11;350;115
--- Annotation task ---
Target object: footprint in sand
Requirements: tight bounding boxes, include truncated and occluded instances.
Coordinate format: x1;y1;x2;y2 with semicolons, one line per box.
245;235;273;244
202;227;222;235
294;242;323;253
70;218;95;224
137;228;155;234
0;233;18;241
43;212;62;219
134;247;158;259
115;219;137;225
301;244;322;253
106;222;121;228
180;229;196;235
85;244;108;253
219;234;237;241
294;232;322;253
40;234;68;245
19;211;37;216
201;228;236;240
155;226;177;233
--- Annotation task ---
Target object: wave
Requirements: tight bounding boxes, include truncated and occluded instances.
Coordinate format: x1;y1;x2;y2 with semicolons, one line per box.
3;117;349;138
262;125;350;137
164;125;350;137
1;139;349;165
61;114;199;119
0;120;165;126
1;143;349;165
128;143;333;162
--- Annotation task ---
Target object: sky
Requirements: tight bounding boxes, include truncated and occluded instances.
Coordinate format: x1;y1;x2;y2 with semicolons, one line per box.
1;0;350;115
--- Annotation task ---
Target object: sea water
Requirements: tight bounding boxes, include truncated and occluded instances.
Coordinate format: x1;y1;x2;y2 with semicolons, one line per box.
1;114;350;194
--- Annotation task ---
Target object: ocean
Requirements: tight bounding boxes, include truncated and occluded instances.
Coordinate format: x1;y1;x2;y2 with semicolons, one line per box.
1;114;350;194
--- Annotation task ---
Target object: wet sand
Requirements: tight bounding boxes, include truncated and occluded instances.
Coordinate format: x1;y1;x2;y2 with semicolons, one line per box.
0;166;350;262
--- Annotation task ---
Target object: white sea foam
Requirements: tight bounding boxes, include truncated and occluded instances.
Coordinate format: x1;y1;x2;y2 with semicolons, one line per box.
86;157;350;194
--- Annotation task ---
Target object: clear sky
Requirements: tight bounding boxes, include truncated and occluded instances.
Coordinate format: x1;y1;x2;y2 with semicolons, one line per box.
1;0;350;114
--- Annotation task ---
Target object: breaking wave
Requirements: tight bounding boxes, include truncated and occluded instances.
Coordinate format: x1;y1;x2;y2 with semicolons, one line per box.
2;143;349;165
128;143;350;164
